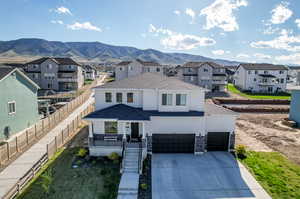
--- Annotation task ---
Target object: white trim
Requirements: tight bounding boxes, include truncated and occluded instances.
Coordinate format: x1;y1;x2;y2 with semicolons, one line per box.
8;101;16;115
0;68;40;89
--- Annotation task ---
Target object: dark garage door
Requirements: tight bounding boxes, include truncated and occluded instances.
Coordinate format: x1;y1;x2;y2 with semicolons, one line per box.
207;132;229;151
152;134;195;153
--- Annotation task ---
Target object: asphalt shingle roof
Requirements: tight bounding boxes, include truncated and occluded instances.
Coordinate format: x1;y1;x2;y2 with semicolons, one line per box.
240;63;288;70
116;59;161;67
0;66;15;81
204;103;238;116
95;73;205;90
85;104;204;120
27;57;80;65
182;62;224;69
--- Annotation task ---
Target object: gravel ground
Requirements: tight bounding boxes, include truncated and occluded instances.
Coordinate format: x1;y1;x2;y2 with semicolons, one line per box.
236;113;300;165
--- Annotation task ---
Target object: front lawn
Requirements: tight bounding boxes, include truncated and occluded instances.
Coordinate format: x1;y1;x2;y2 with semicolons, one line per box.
18;148;121;199
239;151;300;199
84;79;93;85
227;84;291;100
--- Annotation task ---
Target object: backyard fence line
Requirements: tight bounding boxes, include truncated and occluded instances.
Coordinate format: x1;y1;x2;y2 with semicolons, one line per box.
2;104;95;199
0;78;99;167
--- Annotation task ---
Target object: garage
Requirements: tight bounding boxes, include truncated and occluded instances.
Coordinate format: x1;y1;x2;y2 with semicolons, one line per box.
207;132;229;151
152;134;195;153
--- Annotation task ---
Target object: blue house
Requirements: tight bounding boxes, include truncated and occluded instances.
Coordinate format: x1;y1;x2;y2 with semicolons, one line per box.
289;87;300;126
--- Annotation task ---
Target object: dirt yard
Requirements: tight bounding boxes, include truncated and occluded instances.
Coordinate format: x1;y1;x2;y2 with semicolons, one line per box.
236;113;300;165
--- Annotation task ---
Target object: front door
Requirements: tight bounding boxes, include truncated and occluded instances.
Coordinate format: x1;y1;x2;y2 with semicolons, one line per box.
131;123;139;140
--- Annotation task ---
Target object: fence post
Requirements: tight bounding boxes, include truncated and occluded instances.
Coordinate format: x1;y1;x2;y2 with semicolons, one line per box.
46;144;49;158
42;120;44;136
34;124;37;138
61;130;64;144
48;116;50;130
26;130;29;145
16;137;19;153
55;136;58;152
7;143;10;160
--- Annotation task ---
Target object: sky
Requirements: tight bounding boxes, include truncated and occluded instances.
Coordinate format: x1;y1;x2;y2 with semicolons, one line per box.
0;0;300;64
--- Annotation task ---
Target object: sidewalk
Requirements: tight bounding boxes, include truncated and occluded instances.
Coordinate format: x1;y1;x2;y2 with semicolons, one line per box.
0;75;106;198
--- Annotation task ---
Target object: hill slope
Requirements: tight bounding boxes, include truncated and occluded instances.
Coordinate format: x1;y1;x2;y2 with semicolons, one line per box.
0;38;239;65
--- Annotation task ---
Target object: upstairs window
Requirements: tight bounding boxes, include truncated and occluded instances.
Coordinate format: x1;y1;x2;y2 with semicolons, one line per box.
104;122;118;134
105;92;112;103
162;94;172;106
8;101;16;114
127;93;134;103
203;68;208;72
264;71;268;74
47;64;52;69
156;67;160;72
255;70;258;74
279;70;284;74
116;93;123;103
119;67;123;71
176;94;187;106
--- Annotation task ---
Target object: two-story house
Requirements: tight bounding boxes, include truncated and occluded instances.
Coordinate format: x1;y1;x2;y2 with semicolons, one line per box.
0;66;40;141
177;62;227;92
82;65;97;80
25;57;84;92
234;63;288;93
115;59;164;81
84;73;237;157
289;86;300;126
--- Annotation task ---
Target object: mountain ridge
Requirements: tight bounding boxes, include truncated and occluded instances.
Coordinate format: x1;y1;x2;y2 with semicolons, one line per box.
0;38;240;65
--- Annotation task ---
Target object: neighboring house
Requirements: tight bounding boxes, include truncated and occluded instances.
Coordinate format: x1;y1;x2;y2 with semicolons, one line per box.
0;66;40;141
84;73;237;157
234;63;288;93
115;59;164;81
224;65;238;83
25;57;84;92
82;65;97;80
289;86;300;126
177;62;227;92
287;66;300;84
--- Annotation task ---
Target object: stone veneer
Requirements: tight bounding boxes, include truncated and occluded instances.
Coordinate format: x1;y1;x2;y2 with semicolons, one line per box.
194;134;206;154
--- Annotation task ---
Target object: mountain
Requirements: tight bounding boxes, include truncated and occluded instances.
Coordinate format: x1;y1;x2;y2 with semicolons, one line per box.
0;38;240;65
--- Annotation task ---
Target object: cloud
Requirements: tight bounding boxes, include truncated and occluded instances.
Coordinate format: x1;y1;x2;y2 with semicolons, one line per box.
141;33;147;38
254;53;271;59
270;2;292;24
185;8;196;24
174;10;181;15
236;53;250;58
54;6;72;15
212;50;225;55
200;0;248;32
296;19;300;28
148;24;216;50
275;53;300;64
67;22;102;32
250;29;300;52
51;20;64;25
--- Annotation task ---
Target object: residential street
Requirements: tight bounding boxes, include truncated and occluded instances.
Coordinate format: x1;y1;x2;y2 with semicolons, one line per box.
152;153;271;199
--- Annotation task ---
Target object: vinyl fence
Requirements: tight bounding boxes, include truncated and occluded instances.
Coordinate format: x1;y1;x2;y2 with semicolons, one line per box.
2;104;95;199
0;78;99;166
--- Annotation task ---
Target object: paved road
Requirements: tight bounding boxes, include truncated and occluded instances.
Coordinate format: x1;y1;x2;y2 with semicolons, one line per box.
152;152;271;199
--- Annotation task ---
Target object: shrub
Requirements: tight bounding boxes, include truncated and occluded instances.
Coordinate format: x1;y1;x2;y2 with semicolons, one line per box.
140;183;147;190
76;148;88;158
38;169;53;195
107;152;119;161
236;145;247;159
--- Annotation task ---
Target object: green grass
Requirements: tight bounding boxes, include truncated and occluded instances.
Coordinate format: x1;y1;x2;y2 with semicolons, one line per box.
84;79;93;85
227;84;291;100
239;151;300;199
18;148;121;199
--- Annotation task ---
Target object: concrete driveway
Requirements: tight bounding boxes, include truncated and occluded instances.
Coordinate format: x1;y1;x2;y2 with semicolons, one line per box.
152;152;271;199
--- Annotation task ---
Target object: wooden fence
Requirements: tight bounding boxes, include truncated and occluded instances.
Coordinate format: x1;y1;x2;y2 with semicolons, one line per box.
0;78;99;166
2;104;95;199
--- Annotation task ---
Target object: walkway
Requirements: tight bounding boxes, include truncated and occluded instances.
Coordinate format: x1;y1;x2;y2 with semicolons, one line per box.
0;75;106;198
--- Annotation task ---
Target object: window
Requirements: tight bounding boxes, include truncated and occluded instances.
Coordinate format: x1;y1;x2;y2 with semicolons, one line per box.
47;64;52;69
119;67;123;71
116;93;122;103
255;70;258;74
188;68;192;72
162;94;172;106
129;66;133;70
176;94;187;106
203;68;208;72
279;70;284;74
248;71;251;74
105;92;112;103
8;102;16;114
47;83;52;89
127;93;133;103
280;78;285;83
254;78;256;82
147;68;150;72
104;122;117;134
69;65;73;69
156;67;160;72
264;71;268;74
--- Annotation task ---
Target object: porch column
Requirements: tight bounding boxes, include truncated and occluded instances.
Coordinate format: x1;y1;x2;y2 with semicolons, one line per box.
88;122;93;138
194;132;206;155
122;122;127;141
142;122;146;139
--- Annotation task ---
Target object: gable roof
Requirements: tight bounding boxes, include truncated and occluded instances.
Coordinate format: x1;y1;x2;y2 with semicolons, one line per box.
116;59;161;67
182;62;224;69
27;57;80;66
95;72;206;90
239;63;288;70
205;103;238;116
0;65;40;88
